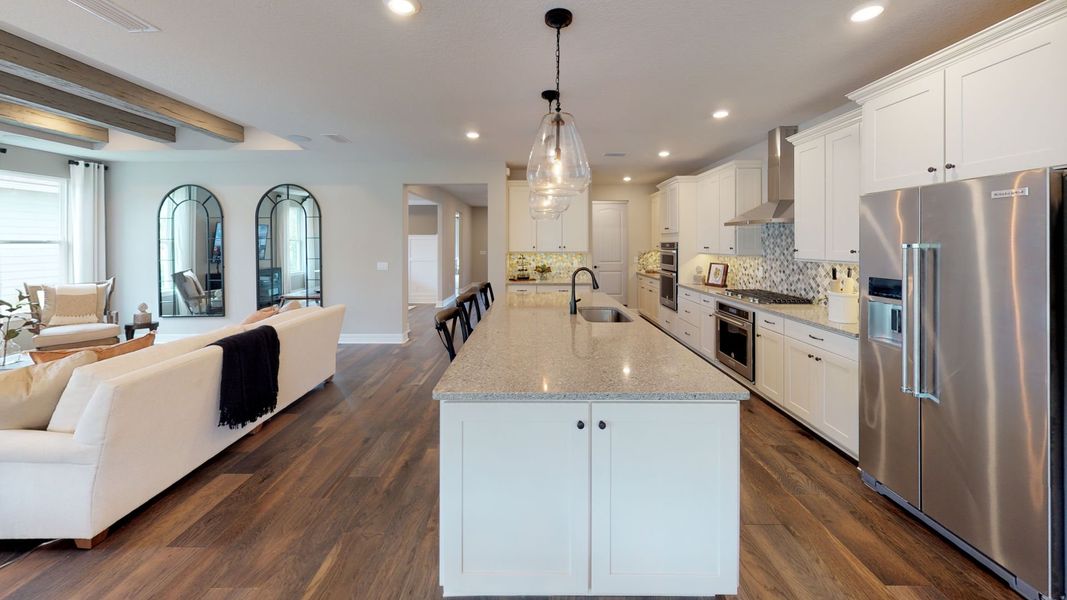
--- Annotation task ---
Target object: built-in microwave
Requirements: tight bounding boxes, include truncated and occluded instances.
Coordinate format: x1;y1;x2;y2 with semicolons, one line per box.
659;241;678;273
659;242;678;310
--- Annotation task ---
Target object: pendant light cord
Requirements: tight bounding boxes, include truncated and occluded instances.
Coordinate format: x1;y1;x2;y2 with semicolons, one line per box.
554;25;562;112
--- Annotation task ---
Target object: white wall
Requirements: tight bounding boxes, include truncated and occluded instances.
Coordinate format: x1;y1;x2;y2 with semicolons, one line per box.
0;145;72;179
469;206;488;284
404;184;478;305
589;183;656;306
106;156;506;341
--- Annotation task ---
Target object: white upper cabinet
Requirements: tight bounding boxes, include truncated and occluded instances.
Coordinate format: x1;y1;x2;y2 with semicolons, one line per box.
857;71;944;194
943;16;1067;181
695;173;719;253
789;111;861;263
659;182;680;234
849;3;1067;193
792;136;826;261
824;123;861;261
508;182;536;252
508;181;588;252
649;191;662;242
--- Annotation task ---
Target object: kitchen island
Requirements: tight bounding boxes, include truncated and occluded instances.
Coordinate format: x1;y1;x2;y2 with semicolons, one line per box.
433;291;748;598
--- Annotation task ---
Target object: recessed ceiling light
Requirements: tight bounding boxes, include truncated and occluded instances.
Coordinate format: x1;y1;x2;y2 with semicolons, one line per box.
623;176;632;182
465;131;480;140
385;0;421;16
849;2;884;23
285;134;311;144
322;133;351;144
658;150;670;158
712;109;730;119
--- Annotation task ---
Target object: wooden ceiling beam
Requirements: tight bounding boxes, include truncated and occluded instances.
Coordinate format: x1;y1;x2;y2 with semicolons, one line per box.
0;100;108;143
0;29;243;142
0;71;175;142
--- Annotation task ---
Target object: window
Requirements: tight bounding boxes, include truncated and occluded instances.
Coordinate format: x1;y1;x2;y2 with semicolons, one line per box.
0;171;68;305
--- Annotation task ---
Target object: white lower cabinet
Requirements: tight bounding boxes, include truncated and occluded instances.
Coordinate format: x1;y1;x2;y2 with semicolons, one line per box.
440;401;740;597
590;403;740;596
755;328;785;407
783;333;859;457
699;306;717;359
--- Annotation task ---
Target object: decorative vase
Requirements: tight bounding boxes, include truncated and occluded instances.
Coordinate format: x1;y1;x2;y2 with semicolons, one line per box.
1;340;22;366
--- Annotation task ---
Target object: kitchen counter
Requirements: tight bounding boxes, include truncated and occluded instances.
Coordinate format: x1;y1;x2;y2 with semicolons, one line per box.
436;289;745;597
432;291;748;402
636;271;660;279
678;282;860;338
506;278;590;285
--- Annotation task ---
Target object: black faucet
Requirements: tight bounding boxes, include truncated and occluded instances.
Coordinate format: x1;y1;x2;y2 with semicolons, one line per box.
569;267;600;315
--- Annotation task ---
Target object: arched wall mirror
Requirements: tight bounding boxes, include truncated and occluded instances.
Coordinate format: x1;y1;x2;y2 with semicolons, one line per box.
255;184;322;309
158;185;225;317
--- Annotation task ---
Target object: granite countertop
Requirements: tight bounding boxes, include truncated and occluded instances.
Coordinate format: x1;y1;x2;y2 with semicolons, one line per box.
432;291;749;403
636;271;661;279
678;282;860;338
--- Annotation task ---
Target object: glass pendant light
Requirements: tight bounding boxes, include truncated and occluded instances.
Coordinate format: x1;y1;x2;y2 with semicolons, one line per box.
526;8;591;207
529;191;571;220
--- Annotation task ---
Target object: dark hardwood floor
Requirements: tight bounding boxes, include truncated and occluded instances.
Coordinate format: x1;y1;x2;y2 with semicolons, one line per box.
0;304;1016;599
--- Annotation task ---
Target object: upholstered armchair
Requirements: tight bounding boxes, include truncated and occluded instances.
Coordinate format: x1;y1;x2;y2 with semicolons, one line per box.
23;278;121;350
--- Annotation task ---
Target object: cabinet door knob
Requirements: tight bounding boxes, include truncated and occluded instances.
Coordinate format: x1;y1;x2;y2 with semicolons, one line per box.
807;353;814;359
815;356;823;362
577;420;585;430
927;166;937;173
945;163;956;170
849;249;858;254
729;247;734;251
598;420;607;430
793;248;799;253
756;333;762;338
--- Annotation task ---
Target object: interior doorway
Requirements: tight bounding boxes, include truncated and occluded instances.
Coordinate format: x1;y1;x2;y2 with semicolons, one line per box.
592;201;629;305
454;211;461;294
407;194;439;304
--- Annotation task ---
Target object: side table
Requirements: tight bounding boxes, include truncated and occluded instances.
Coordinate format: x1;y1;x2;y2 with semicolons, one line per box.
125;321;159;341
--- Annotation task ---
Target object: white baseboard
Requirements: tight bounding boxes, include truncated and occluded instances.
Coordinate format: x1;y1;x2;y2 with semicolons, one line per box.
338;332;409;344
409;294;437;304
436;294;457;308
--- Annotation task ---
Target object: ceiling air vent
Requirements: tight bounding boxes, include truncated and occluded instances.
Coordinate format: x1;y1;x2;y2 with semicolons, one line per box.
322;134;351;144
603;152;627;157
67;0;159;33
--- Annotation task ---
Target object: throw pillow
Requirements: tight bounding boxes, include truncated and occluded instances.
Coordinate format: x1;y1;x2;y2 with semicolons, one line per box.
28;332;156;365
242;306;278;325
0;351;97;430
42;283;108;326
278;300;303;313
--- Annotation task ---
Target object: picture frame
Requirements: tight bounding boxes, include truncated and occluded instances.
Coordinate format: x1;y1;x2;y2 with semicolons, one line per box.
706;262;729;287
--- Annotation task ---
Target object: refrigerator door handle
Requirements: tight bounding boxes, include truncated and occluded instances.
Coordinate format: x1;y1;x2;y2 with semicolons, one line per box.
901;244;920;395
915;244;940;404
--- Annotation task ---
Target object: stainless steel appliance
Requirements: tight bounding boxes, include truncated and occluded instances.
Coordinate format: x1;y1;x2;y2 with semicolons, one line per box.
725;126;798;225
659;242;678;310
859;168;1065;600
719;289;811;304
715;301;754;381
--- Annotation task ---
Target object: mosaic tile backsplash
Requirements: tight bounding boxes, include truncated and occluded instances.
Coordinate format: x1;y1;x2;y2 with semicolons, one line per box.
685;224;858;304
507;252;588;281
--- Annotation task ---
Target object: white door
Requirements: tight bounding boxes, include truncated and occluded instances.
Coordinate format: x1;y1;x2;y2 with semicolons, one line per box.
793;137;826;261
508;183;536;252
755;329;785;406
860;70;945;194
817;351;859;457
590;402;740;596
439;402;590;597
407;234;437;304
784;337;820;423
695;172;719;253
592;201;628;305
560;191;590;251
716;170;736;254
824;123;861;262
944;17;1067;181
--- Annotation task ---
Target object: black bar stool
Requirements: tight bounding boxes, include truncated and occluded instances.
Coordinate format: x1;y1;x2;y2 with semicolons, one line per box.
456;290;482;327
478;281;494;310
434;306;471;362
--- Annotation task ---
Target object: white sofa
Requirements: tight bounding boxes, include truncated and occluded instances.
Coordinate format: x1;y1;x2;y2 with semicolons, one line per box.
0;304;345;546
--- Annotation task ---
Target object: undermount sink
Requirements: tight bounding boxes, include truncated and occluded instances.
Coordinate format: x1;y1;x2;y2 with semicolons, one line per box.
578;307;632;323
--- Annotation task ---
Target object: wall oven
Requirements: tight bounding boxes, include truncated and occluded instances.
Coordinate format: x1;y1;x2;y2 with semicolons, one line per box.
658;242;678;310
715;301;754;382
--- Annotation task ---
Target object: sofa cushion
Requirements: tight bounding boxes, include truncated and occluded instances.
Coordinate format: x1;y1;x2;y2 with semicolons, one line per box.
241;306;278;325
41;283;109;325
28;332;156;365
246;305;322;330
0;351;97;430
34;323;121;347
47;325;244;433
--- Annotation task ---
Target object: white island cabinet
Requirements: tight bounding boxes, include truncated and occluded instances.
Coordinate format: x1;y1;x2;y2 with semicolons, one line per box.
434;291;747;598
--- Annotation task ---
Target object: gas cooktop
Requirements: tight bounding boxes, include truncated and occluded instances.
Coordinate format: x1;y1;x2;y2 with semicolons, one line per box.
720;289;811;305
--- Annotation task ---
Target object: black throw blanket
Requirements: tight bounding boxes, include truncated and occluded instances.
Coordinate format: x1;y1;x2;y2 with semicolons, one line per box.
211;325;280;429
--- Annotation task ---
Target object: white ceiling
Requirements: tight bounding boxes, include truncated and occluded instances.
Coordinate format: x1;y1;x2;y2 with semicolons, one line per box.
435;183;488;207
0;0;1039;183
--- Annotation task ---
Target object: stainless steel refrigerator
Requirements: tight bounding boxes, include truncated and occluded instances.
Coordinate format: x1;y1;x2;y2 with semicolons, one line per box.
859;168;1064;600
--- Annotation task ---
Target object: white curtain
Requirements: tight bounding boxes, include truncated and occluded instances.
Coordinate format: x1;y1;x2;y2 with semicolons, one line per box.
69;161;106;282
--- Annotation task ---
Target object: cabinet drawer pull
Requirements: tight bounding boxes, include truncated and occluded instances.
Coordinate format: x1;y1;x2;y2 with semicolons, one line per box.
577;420;585;430
684;331;691;336
808;334;824;342
763;319;776;325
598;420;607;430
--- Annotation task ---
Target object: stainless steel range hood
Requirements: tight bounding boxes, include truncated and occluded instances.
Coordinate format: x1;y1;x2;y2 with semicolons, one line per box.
725;126;798;226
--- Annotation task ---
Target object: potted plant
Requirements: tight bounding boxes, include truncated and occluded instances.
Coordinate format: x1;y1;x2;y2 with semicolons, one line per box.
534;263;552;281
0;291;38;366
